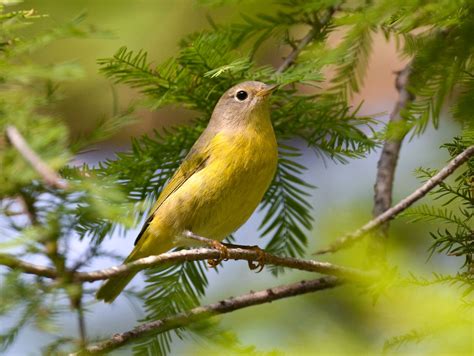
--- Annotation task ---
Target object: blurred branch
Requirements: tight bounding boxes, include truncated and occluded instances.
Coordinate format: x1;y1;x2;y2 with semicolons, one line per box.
77;276;342;354
5;125;68;189
0;247;372;282
316;144;474;254
372;64;413;237
276;29;315;74
0;253;57;278
76;296;87;349
16;191;38;225
276;7;337;74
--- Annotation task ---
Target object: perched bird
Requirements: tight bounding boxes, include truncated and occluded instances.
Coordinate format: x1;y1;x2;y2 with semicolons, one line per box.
96;81;278;303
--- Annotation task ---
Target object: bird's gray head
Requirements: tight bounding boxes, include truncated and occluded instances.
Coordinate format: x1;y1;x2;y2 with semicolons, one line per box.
210;81;277;128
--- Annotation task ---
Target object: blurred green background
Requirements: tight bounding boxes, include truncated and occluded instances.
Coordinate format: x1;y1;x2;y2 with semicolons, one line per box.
22;0;212;139
4;1;470;355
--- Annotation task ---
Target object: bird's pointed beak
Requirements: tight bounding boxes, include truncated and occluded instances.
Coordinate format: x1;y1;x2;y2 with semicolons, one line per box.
256;84;279;97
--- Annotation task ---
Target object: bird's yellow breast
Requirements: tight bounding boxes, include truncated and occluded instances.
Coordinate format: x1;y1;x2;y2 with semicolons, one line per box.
190;127;277;239
149;122;278;246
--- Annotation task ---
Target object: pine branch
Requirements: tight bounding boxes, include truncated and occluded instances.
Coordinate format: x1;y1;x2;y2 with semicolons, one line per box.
259;146;314;267
81;247;371;282
76;297;87;349
0;253;57;278
401;205;472;231
275;6;337;74
0;247;372;283
316;145;474;254
76;276;342;355
373;64;413;225
5;125;68;190
369;63;414;260
276;29;315;74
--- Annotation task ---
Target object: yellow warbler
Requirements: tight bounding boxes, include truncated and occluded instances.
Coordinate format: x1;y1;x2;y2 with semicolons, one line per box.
97;81;278;302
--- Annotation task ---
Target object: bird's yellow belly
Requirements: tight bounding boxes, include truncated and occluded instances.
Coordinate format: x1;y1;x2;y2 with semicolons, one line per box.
190;154;276;239
150;130;278;246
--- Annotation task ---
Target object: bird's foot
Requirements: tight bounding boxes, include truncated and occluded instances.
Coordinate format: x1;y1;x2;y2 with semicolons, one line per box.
246;245;266;273
222;243;266;273
183;231;229;267
207;240;230;268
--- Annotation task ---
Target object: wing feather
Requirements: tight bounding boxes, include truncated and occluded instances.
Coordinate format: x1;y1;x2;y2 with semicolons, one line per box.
134;131;215;245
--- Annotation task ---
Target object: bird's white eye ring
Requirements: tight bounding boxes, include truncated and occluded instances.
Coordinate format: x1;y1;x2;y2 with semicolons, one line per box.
235;90;248;101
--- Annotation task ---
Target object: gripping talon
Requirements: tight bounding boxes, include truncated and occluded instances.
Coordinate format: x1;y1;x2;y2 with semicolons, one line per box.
221;243;267;272
247;246;266;273
207;240;229;268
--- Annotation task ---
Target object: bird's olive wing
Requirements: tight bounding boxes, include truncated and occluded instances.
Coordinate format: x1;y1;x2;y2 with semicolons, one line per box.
133;136;212;245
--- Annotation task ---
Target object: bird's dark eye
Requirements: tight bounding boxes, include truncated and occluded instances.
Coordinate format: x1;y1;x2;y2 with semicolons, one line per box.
236;90;248;101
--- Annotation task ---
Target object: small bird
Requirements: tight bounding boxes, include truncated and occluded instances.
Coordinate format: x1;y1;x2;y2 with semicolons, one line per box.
96;81;278;303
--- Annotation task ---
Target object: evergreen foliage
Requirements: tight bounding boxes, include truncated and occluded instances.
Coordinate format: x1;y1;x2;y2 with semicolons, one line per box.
402;134;473;276
0;0;473;354
0;3;134;352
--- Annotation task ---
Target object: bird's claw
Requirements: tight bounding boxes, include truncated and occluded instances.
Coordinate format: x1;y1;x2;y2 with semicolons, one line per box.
247;245;266;273
207;240;229;268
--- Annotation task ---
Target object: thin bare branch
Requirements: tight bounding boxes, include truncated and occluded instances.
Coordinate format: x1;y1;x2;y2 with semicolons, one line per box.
77;299;87;349
276;7;336;74
276;29;315;74
76;276;342;354
372;64;413;236
0;253;57;278
5;125;68;189
0;247;371;282
17;191;38;225
316;145;474;254
76;247;371;282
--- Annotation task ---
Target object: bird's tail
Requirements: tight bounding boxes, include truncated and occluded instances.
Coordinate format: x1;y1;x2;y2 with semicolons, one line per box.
96;227;174;303
96;237;159;303
95;267;137;303
96;244;144;303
